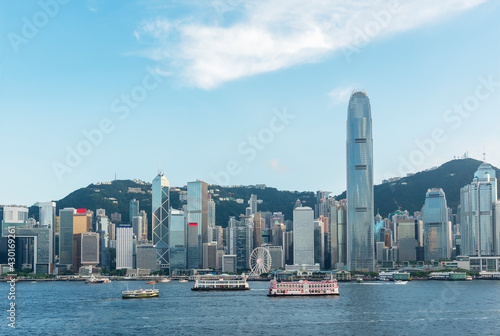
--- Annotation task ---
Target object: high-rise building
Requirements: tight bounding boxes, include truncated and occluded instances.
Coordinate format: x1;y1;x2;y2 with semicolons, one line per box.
423;188;451;260
38;202;56;229
152;172;171;271
116;225;133;269
132;216;143;241
13;227;53;274
111;212;122;223
73;209;91;234
203;242;217;269
314;220;325;269
135;243;157;271
222;255;237;274
396;220;419;262
73;232;99;272
186;180;208;269
267;245;284;270
227;216;254;271
293;207;314;266
208;197;216;242
346;91;374;271
460;162;498;257
1;206;29;236
140;210;148;241
249;194;258;215
170;209;186;271
129;199;139;224
59;208;76;268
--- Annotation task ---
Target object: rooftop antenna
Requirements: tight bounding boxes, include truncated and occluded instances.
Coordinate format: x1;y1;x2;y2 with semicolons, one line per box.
114;172;117;181
483;147;486;163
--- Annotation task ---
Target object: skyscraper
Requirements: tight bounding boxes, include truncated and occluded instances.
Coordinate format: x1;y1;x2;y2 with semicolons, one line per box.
116;225;133;269
346;91;374;271
293;206;314;266
152;172;170;271
186;180;208;269
460;162;498;257
170;209;186;271
249;194;258;214
129;199;139;224
423;188;451;260
59;208;75;268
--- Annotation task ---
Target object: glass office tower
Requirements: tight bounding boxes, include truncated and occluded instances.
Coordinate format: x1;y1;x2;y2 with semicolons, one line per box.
346;91;374;271
460;162;498;256
152;172;170;271
169;209;186;270
423;188;451;260
186;181;208;269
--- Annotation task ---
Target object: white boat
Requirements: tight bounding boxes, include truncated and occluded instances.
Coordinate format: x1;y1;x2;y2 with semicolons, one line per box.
268;275;339;296
122;288;159;299
394;280;408;285
179;279;189;283
192;274;249;291
157;277;171;283
85;275;111;284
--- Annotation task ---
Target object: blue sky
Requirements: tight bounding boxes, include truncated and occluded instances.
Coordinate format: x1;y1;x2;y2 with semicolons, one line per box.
1;0;499;206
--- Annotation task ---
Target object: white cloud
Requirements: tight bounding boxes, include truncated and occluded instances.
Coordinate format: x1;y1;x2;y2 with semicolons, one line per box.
269;158;286;172
136;0;488;89
328;86;355;105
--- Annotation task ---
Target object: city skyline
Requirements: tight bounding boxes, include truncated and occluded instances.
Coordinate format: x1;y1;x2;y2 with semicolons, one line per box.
1;1;499;206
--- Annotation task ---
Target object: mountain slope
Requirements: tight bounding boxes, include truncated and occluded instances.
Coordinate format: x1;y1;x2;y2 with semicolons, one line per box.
335;158;499;217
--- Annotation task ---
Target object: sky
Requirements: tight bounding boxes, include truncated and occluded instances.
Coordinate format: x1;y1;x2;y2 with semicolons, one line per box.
0;0;499;206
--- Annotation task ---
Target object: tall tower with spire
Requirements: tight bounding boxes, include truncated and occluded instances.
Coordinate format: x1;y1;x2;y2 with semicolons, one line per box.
346;91;374;271
152;172;171;271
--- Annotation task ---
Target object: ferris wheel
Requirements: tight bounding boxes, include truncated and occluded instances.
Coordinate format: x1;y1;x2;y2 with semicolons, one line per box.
249;247;272;276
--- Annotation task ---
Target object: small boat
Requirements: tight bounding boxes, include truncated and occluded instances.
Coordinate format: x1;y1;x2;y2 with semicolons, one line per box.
145;281;155;284
122;287;159;299
86;275;111;284
179;279;189;283
394;280;408;285
356;277;363;283
157;277;171;283
466;276;473;281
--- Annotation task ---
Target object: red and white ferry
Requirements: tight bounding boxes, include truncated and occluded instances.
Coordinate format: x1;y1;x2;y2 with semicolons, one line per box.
268;276;340;296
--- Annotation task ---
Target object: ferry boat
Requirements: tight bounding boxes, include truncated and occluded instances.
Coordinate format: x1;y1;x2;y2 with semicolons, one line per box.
85;275;111;284
268;276;339;296
157;277;171;283
122;288;159;299
191;274;250;291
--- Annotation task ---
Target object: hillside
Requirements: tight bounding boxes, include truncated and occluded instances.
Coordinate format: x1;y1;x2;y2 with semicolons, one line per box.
335;158;499;217
26;158;497;230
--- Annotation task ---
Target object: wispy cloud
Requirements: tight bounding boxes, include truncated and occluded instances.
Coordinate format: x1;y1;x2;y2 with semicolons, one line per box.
269;158;286;173
328;85;356;105
136;0;488;89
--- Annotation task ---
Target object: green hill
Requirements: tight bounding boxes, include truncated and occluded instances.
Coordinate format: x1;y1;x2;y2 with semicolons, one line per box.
26;158;497;230
335;158;499;217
